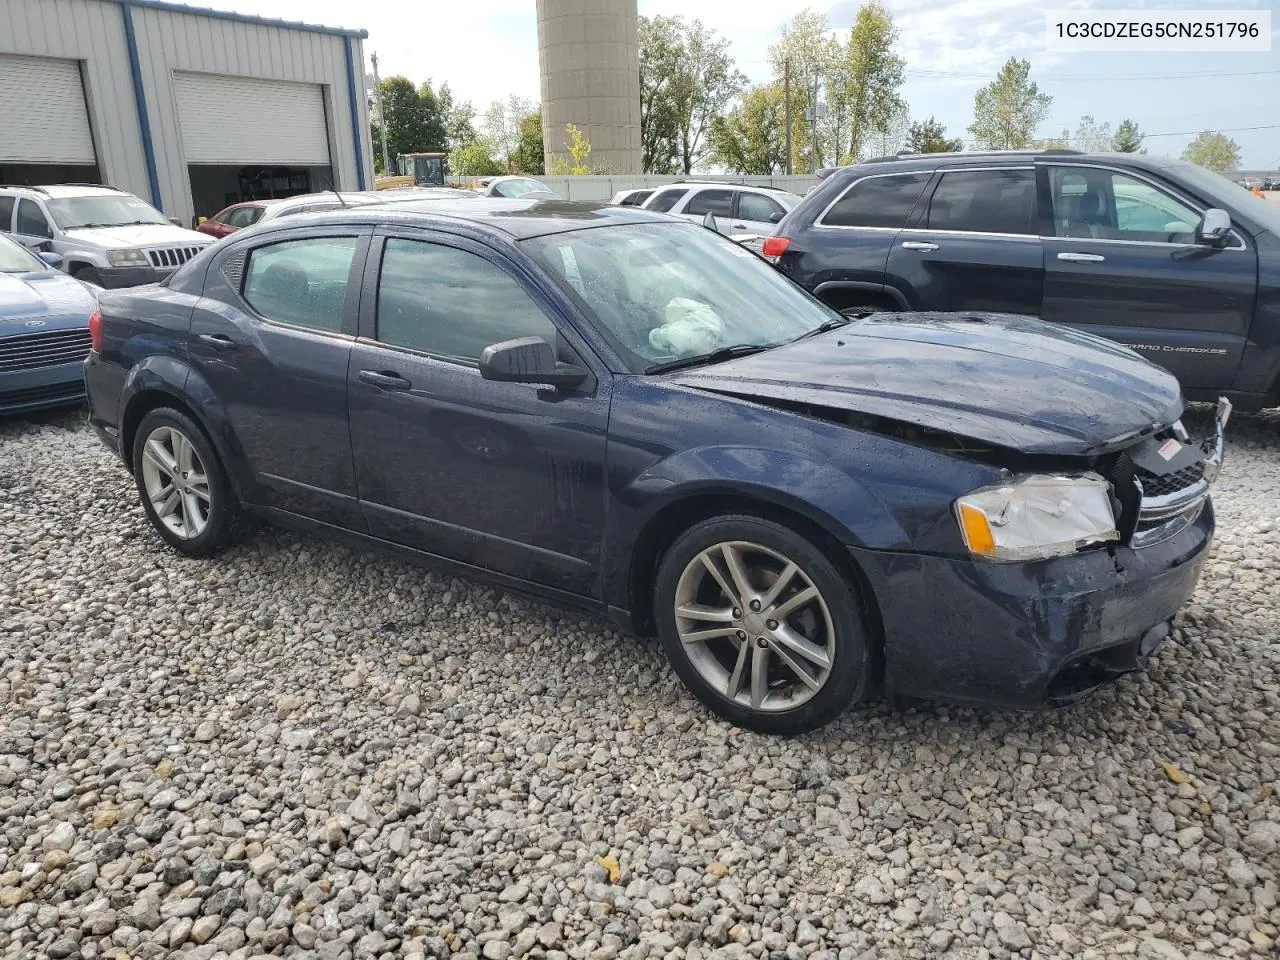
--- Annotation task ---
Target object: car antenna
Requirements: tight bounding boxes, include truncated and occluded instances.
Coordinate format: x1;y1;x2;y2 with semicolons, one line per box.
321;178;348;208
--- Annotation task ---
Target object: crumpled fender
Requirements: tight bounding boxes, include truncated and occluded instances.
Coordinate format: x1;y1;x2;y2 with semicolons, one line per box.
602;443;905;611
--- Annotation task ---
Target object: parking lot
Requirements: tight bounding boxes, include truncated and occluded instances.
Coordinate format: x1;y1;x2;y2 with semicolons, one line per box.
1;406;1277;960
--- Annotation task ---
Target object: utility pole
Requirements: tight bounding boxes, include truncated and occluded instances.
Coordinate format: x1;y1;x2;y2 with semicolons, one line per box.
371;51;391;176
810;74;819;174
784;58;792;176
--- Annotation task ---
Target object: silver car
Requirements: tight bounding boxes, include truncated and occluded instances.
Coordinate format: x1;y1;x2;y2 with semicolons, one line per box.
0;184;214;288
640;182;802;237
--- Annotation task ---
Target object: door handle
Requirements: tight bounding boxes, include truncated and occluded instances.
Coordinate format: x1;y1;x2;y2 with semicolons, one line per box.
733;223;747;230
901;241;939;252
197;333;238;352
1057;252;1106;263
358;369;412;391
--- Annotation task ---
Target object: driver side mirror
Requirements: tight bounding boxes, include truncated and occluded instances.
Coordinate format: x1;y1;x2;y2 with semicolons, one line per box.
701;211;717;231
479;336;588;389
37;251;63;269
769;210;785;224
1196;208;1232;247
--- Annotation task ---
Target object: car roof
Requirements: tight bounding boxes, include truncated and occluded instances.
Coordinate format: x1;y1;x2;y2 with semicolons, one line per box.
270;197;674;240
651;181;792;194
834;149;1201;176
0;183;126;198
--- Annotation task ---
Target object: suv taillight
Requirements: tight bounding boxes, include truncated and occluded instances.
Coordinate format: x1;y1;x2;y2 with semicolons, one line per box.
88;308;102;353
761;236;791;261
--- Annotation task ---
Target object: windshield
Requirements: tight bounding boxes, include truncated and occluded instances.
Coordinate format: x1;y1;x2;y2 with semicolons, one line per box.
523;222;840;373
498;179;551;198
1168;160;1280;236
0;234;43;272
47;194;168;229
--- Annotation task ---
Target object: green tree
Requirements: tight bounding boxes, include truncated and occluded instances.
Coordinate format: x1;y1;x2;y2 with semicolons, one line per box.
438;83;477;151
639;16;745;174
967;58;1052;150
769;8;839;172
708;83;789;175
1032;128;1071;150
510;110;545;175
835;2;905;162
1181;131;1242;172
549;123;593;175
1073;115;1112;153
482;95;535;171
378;76;448;167
1112;119;1146;153
905;116;962;153
639;15;682;173
450;140;502;176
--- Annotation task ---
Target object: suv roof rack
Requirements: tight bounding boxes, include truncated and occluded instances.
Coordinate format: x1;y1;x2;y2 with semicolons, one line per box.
0;184;50;193
53;182;119;190
669;180;790;192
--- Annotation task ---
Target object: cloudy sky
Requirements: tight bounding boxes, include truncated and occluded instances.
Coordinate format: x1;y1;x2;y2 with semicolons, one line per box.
223;0;1276;167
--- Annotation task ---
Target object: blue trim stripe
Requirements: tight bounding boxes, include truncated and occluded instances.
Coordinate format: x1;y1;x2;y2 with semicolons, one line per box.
120;0;367;38
343;38;368;191
121;4;163;210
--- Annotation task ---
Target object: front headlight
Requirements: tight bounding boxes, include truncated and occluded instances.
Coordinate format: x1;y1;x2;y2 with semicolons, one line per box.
955;473;1118;562
106;248;150;267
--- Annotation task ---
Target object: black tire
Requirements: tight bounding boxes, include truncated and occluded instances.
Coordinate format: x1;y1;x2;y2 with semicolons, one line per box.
130;407;249;557
654;514;874;734
73;265;104;286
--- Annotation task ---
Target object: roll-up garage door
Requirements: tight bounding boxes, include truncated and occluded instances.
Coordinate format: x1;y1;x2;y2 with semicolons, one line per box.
174;72;330;165
0;55;95;163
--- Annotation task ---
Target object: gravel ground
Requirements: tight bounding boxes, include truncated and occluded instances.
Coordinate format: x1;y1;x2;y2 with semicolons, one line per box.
1;407;1277;960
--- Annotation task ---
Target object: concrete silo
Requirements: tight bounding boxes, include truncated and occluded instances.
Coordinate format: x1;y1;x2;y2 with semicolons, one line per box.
536;0;642;175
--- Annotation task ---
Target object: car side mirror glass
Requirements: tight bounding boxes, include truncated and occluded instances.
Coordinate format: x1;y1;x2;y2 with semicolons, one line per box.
701;211;717;231
37;251;63;269
479;336;588;389
1197;208;1232;247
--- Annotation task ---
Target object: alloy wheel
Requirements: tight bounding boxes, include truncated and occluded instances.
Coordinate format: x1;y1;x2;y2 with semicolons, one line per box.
673;540;836;712
139;425;212;540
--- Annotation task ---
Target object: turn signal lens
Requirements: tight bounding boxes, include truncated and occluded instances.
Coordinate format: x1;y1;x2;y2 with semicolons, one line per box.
88;308;103;353
957;503;997;557
761;236;791;259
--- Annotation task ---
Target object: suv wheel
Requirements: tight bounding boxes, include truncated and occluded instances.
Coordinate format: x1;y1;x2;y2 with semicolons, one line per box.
73;265;104;287
131;408;248;557
654;515;873;734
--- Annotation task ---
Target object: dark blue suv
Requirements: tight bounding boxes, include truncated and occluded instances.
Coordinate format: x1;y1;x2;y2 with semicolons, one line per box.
769;150;1280;411
85;198;1226;732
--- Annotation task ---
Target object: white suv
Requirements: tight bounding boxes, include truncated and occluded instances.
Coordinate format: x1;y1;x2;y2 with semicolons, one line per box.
640;182;802;237
0;184;214;288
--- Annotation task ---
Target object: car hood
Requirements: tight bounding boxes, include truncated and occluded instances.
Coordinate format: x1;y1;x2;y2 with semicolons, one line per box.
671;312;1184;455
0;270;96;324
62;223;212;248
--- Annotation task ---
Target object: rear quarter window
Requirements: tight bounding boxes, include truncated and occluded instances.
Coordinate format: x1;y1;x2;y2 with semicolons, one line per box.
821;173;932;228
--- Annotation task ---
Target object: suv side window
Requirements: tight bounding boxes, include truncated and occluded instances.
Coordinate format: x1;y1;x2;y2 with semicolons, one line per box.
1049;166;1202;243
15;199;53;238
647;188;688;213
375;238;558;365
685;189;734;218
242;236;358;333
822;173;931;228
738;192;786;224
0;197;14;232
926;170;1036;235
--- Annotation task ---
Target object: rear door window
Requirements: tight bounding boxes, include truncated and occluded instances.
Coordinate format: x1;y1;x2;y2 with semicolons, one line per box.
737;192;786;224
647;188;688;213
821;173;931;228
925;169;1037;236
685;190;734;218
242;236;359;333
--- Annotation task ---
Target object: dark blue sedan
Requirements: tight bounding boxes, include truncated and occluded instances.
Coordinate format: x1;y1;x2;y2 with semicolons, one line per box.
83;199;1224;732
0;235;98;414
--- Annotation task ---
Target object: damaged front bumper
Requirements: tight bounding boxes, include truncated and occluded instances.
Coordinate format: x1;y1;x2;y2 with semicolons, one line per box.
849;399;1228;708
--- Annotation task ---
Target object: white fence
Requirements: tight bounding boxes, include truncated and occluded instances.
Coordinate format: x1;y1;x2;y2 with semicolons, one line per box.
448;174;821;201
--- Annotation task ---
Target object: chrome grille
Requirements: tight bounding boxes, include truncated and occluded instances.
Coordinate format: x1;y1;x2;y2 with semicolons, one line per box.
0;329;92;372
146;246;204;268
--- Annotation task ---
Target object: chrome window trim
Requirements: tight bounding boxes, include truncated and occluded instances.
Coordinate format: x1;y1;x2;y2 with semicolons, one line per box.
896;227;1042;243
1038;161;1248;251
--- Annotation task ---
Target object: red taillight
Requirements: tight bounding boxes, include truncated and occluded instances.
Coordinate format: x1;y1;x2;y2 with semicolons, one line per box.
88;308;103;353
761;236;791;259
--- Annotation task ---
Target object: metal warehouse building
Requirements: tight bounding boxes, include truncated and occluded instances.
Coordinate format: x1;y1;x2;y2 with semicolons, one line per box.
0;0;372;227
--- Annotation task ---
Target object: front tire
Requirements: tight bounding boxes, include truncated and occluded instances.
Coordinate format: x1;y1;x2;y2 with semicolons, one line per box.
131;408;246;557
654;515;873;734
73;265;104;287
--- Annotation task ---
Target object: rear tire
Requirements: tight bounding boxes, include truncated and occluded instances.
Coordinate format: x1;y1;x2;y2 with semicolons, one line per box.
131;407;249;557
654;514;873;734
